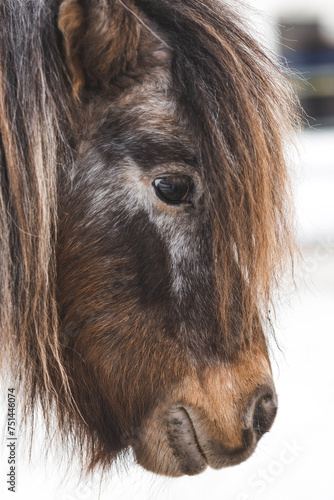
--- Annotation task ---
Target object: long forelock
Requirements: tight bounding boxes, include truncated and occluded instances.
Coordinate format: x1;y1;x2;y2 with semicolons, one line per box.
134;0;299;339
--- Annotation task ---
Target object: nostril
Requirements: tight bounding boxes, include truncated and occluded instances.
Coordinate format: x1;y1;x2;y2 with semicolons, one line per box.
252;392;277;437
244;384;278;440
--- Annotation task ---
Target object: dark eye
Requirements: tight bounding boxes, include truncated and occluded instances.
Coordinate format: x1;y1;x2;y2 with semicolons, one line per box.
152;175;193;205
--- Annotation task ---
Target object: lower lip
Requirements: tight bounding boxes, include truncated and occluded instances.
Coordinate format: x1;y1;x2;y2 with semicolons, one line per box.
166;406;207;475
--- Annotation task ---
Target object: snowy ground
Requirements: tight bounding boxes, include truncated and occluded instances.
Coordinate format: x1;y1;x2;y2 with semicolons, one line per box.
1;129;334;499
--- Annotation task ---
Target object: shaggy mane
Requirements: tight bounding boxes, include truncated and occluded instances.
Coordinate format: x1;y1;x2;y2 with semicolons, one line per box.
135;0;298;346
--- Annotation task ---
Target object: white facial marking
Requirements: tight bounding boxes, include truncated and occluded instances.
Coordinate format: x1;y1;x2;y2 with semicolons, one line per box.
117;158;205;300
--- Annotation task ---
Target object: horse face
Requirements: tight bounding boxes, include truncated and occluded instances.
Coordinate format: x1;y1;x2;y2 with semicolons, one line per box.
57;0;278;476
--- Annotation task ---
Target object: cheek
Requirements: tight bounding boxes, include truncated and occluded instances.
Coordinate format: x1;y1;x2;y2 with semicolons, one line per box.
57;194;176;351
58;153;217;358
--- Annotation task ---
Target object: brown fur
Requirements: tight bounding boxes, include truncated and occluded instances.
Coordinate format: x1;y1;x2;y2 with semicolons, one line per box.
0;0;299;477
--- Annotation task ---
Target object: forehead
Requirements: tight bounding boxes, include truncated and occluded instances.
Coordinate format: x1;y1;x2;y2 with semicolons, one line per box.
85;44;199;174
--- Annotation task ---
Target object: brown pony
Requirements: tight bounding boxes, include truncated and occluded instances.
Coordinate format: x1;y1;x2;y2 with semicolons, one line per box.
0;0;297;477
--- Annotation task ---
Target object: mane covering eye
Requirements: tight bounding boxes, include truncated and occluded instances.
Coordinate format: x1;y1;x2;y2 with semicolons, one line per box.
153;175;193;204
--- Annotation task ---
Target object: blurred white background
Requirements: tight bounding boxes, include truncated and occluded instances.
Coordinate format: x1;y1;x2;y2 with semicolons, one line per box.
1;0;334;499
